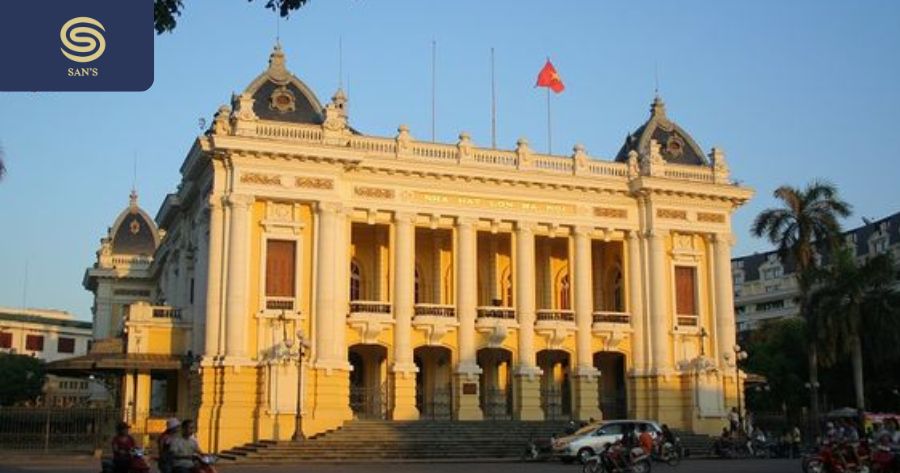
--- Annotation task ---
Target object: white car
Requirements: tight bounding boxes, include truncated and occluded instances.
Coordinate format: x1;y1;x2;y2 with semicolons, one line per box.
554;419;662;464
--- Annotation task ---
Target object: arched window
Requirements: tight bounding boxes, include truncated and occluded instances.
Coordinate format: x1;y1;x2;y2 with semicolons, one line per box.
557;268;571;310
350;260;361;301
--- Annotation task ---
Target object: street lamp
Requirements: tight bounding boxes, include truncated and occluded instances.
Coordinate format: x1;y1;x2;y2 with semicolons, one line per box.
733;344;748;431
287;328;310;442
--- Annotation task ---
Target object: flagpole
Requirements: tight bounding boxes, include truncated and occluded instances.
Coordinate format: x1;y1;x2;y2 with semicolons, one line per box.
546;86;552;154
491;47;497;149
431;39;436;143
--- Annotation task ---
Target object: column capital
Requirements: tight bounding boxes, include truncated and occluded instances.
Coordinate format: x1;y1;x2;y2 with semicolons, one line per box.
317;201;344;215
515;220;539;234
456;216;478;228
207;194;225;209
626;229;642;241
646;229;666;241
394;211;417;224
225;193;254;209
712;233;736;247
573;225;593;238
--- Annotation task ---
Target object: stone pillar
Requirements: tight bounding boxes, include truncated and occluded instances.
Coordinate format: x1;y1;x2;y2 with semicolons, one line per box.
224;194;253;359
647;230;671;372
514;221;543;420
391;212;419;420
713;234;737;367
455;217;483;420
193;208;210;355
311;202;353;425
573;226;602;420
94;285;113;340
627;231;646;372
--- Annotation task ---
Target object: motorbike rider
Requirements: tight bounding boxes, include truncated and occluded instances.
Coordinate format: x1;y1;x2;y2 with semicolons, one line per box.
637;424;654;457
157;418;180;473
111;422;136;473
659;424;677;456
714;426;733;457
169;420;206;473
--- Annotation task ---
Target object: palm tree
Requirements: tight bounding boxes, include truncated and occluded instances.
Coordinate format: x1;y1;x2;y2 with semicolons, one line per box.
811;248;898;411
751;181;851;429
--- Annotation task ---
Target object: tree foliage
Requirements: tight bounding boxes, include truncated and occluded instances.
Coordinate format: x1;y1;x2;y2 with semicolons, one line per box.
744;318;809;413
0;354;47;406
154;0;311;34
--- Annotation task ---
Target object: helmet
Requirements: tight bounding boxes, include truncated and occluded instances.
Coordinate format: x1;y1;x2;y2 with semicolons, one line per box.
166;418;181;431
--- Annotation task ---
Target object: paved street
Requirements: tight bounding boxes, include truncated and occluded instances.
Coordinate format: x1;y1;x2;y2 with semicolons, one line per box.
0;457;800;473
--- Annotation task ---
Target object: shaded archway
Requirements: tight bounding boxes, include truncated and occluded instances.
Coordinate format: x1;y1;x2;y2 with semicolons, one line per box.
414;346;453;419
594;351;627;419
537;349;572;420
477;348;512;419
348;344;387;419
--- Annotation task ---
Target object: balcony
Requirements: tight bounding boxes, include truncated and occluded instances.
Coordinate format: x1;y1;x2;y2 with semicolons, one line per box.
414;304;456;318
535;309;575;322
349;300;392;316
152;307;182;319
591;311;630;324
676;315;699;327
412;304;458;345
347;301;393;345
476;306;516;320
265;297;295;311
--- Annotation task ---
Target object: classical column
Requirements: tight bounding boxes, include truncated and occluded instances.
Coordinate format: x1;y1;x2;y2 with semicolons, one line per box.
647;230;671;372
455;217;483;419
391;211;419;419
311;202;353;424
224;194;253;359
713;234;737;367
514;221;543;420
573;226;602;420
627;230;646;372
314;202;340;363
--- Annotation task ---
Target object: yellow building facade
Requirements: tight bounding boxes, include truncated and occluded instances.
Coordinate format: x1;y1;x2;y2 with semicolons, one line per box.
84;45;753;452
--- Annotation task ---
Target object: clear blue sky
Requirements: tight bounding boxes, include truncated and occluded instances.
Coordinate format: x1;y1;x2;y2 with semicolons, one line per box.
1;1;899;320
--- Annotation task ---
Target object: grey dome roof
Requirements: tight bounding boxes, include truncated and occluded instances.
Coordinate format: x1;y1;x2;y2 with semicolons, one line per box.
241;44;324;125
614;96;708;166
109;191;160;256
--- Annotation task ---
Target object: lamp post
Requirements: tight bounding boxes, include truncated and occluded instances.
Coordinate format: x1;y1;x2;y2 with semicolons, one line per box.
804;381;821;436
733;344;748;431
288;328;309;442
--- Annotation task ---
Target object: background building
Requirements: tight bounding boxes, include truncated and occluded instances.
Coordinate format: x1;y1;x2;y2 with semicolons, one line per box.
0;307;108;406
732;211;900;333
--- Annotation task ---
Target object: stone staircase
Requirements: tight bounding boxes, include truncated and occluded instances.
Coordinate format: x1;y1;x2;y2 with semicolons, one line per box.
219;420;716;464
220;420;571;463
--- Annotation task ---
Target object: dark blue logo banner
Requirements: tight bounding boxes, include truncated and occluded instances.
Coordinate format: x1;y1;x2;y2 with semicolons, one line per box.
0;0;154;91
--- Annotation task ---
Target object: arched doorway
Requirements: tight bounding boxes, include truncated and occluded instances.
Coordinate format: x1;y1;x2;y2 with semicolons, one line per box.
414;346;453;419
594;351;627;419
537;349;572;420
477;348;512;419
348;344;387;419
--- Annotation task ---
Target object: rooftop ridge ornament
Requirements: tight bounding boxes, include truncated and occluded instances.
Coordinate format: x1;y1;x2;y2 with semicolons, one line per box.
267;43;290;84
650;94;667;120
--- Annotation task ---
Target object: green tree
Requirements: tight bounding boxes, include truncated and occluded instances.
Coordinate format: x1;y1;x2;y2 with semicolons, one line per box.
0;354;46;406
751;181;851;427
811;249;899;411
744;318;809;415
155;0;311;34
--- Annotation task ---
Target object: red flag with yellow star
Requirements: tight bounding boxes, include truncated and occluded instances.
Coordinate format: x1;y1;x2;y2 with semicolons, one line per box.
536;60;564;93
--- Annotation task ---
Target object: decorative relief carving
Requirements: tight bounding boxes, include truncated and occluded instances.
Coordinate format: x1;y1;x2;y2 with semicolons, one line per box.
594;207;628;219
657;208;687;220
268;202;293;221
673;233;695;252
295;177;333;190
410;191;575;216
241;172;282;186
697;212;725;223
354;186;395;199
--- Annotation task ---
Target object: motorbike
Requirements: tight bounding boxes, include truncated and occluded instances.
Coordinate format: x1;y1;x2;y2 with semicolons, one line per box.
193;454;219;473
521;434;555;462
100;448;151;473
654;438;682;466
582;443;652;473
805;440;873;473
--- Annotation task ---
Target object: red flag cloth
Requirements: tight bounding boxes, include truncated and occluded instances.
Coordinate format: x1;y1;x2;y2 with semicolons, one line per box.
536;60;565;93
